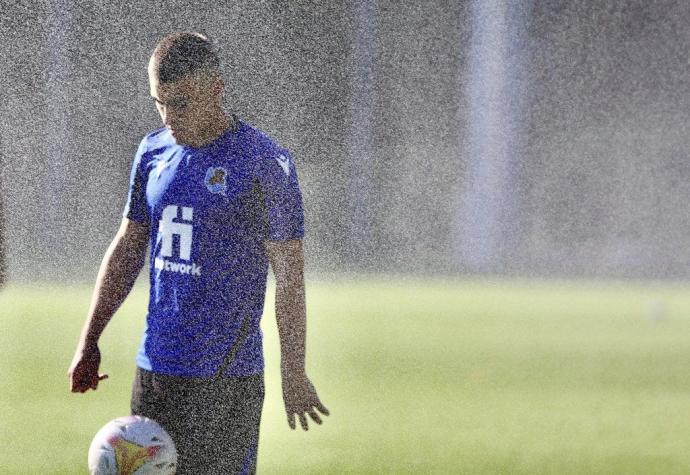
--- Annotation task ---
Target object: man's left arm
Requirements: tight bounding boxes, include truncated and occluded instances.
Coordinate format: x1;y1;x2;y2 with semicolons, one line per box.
264;239;329;431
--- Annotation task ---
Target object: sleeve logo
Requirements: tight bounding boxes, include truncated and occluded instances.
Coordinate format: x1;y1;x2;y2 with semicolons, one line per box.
275;154;291;176
205;166;228;195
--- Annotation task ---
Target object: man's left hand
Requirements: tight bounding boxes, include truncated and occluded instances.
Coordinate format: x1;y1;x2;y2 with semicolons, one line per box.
282;372;329;430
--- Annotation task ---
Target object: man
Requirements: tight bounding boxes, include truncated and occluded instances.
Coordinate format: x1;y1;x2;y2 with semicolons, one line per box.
68;32;328;474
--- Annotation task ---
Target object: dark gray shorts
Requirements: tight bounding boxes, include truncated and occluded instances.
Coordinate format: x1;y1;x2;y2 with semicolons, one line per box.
130;367;265;474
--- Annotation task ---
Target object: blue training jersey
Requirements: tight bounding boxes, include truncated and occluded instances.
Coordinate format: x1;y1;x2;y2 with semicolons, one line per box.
123;119;304;377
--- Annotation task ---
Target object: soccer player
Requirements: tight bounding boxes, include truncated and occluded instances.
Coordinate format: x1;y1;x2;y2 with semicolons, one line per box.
68;32;328;473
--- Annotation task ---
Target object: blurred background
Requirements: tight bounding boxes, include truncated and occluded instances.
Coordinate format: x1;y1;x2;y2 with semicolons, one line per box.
2;2;690;473
0;0;688;281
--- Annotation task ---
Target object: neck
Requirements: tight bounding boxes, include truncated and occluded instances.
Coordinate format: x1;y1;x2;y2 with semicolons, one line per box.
188;111;238;147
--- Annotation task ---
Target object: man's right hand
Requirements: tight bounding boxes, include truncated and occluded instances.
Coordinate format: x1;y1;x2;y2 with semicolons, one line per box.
68;344;109;393
66;219;147;394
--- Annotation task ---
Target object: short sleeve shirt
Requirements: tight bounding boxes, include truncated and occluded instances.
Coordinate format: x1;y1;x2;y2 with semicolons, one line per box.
123;120;304;377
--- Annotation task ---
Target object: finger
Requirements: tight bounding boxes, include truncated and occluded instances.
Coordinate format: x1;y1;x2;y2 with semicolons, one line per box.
70;378;83;393
81;375;98;392
307;408;322;425
287;412;296;430
315;401;330;416
98;374;109;381
298;413;309;431
72;379;89;393
69;371;81;392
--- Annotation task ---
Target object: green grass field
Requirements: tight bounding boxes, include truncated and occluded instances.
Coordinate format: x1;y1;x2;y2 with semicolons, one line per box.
2;279;690;474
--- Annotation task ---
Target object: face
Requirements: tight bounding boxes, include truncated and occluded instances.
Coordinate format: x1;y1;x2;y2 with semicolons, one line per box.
148;66;224;147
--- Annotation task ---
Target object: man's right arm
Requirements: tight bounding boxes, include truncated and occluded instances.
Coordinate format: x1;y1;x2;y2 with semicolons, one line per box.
68;218;148;393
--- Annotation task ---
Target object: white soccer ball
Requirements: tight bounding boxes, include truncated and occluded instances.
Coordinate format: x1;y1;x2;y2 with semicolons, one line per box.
88;415;177;475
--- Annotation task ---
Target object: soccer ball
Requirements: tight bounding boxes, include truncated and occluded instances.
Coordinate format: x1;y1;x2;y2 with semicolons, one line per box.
88;415;177;475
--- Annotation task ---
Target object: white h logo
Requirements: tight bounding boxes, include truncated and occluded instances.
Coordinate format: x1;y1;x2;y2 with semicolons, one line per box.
159;205;193;261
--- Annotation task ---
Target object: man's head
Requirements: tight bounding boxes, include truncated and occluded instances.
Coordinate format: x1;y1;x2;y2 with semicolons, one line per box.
148;32;227;147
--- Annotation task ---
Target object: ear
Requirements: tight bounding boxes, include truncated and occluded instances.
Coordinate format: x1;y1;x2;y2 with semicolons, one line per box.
212;77;225;96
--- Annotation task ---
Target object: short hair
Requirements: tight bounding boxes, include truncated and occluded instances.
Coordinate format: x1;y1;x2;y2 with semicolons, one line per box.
150;32;220;83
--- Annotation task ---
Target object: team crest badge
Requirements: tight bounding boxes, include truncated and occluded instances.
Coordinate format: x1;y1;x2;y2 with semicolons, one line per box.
205;166;227;195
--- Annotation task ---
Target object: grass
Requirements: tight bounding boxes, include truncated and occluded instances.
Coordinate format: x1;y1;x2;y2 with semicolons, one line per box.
2;279;690;473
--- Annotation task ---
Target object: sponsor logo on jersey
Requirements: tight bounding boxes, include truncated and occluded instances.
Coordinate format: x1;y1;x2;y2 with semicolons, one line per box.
154;258;202;276
275;154;290;176
157;205;202;276
205;166;228;194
